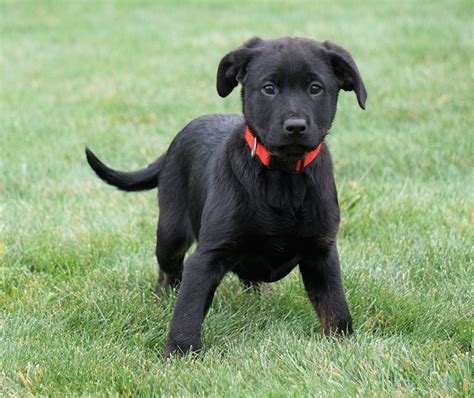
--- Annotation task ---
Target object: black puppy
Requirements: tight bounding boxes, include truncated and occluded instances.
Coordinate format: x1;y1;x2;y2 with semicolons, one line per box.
86;37;367;357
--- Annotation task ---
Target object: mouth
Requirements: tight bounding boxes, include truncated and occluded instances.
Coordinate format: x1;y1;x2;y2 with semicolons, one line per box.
270;144;315;159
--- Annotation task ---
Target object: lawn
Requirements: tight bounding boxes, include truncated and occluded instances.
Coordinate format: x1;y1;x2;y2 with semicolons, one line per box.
1;0;472;396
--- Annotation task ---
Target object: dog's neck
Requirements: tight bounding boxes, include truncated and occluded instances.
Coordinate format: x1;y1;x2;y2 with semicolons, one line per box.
244;126;323;174
226;125;322;211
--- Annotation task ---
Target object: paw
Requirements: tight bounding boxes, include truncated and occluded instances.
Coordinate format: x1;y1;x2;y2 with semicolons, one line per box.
164;339;201;358
153;278;181;299
322;315;353;336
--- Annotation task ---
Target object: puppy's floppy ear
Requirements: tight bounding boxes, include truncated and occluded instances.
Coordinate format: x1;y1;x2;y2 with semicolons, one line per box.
216;37;263;97
323;41;367;109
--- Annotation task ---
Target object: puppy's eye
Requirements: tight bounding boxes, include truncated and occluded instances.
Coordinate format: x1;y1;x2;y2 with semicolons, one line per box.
262;84;277;96
309;83;323;96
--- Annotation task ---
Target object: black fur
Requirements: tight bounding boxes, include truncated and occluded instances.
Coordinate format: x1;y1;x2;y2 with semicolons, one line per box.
85;37;367;357
86;148;165;191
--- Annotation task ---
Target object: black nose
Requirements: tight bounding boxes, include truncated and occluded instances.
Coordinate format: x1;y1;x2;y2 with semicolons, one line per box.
283;118;307;135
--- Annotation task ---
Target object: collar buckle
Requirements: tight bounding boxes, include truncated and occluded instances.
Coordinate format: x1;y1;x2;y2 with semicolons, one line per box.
250;136;257;158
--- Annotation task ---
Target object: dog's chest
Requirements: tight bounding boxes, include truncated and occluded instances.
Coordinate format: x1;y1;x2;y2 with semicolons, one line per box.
228;233;308;283
227;200;334;282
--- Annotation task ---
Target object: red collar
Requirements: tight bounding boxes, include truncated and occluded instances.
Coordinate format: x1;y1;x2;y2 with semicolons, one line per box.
245;126;323;173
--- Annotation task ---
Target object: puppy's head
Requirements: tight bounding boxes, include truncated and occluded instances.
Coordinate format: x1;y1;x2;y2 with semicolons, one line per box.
217;37;367;159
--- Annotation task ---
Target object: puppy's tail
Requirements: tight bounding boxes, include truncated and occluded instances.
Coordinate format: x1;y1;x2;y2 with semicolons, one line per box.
85;148;165;191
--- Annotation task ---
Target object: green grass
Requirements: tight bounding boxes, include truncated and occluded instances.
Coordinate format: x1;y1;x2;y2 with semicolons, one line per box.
1;0;473;396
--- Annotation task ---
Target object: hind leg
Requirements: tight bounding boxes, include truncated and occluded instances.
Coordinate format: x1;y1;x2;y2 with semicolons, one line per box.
154;215;194;294
154;182;194;294
153;162;195;295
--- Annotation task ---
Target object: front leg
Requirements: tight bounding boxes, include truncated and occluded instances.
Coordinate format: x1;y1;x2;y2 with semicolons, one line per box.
300;244;352;336
164;249;226;357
